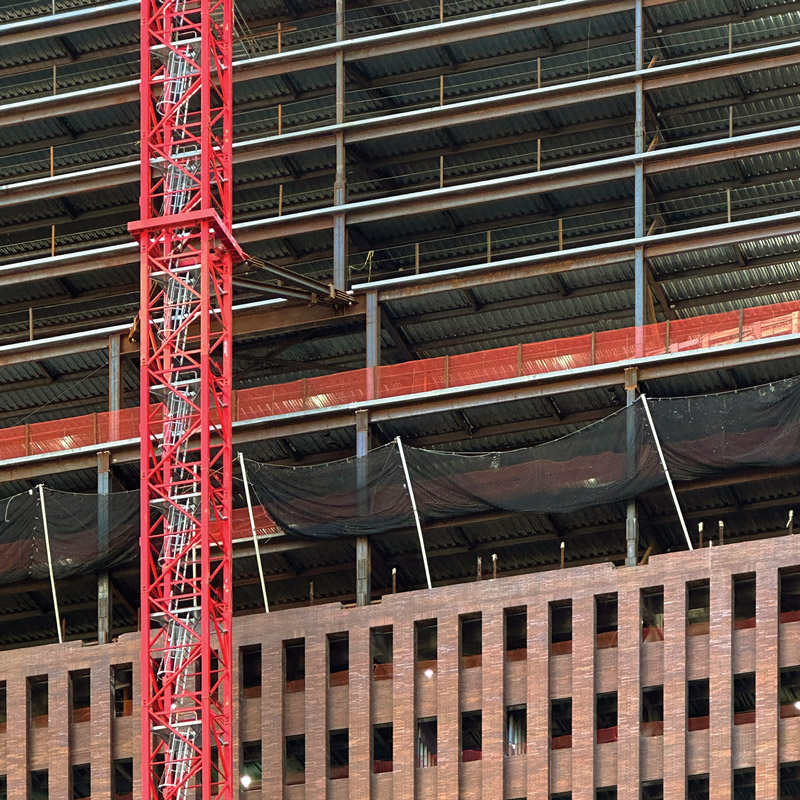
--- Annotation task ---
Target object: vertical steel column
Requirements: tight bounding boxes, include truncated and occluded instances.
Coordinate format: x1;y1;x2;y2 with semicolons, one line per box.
332;0;347;291
97;450;112;644
355;409;372;606
366;290;381;400
625;367;639;566
108;334;123;414
130;0;241;797
633;0;646;339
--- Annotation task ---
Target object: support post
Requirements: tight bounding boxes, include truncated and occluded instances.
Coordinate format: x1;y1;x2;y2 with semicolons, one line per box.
332;0;347;291
355;410;372;606
366;291;381;400
396;436;432;590
633;0;646;354
38;484;63;643
625;367;639;567
238;452;269;613
97;451;112;644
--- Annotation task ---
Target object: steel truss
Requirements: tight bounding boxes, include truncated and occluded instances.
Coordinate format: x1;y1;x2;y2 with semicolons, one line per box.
130;0;242;798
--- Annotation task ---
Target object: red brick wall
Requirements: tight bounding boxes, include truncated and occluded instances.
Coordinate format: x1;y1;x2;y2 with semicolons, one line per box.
1;535;799;799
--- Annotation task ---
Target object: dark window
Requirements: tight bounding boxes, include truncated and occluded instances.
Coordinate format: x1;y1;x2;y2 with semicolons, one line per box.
641;686;663;735
552;794;572;800
417;718;437;768
781;569;800;621
505;608;527;657
71;765;90;800
688;679;709;729
415;620;437;673
596;692;618;742
285;735;305;786
328;634;349;686
506;705;526;756
70;670;91;723
551;601;572;655
461;711;482;761
688;774;709;800
734;672;756;721
460;614;482;667
31;770;48;800
733;574;756;629
780;762;800;800
113;759;133;799
371;627;393;680
284;639;305;691
596;788;617;800
780;666;800;715
641;587;664;641
373;723;393;773
597;594;618;648
241;741;262;791
551;698;572;748
0;775;5;800
329;729;349;779
0;682;6;729
112;664;133;718
241;646;261;696
687;580;710;635
733;768;755;800
641;780;663;800
29;676;48;727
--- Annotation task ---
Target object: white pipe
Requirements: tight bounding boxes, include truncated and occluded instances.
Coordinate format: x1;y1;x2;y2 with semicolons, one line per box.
395;437;432;590
38;484;63;643
640;395;693;551
238;452;269;612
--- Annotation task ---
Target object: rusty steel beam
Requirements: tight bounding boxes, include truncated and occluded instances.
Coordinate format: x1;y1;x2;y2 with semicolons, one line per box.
0;332;798;482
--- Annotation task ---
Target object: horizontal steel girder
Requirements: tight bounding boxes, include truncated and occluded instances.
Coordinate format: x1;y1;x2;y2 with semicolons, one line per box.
0;332;799;483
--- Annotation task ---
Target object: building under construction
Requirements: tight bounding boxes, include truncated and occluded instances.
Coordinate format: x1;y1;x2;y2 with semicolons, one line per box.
1;0;800;797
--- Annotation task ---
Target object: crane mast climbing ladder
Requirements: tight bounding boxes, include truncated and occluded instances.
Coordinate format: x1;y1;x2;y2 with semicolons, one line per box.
130;0;241;797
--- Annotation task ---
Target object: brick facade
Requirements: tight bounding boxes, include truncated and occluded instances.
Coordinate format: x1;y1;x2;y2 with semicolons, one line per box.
2;535;800;799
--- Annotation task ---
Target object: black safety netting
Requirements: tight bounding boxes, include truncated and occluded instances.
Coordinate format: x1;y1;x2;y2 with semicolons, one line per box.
246;375;800;540
0;488;139;585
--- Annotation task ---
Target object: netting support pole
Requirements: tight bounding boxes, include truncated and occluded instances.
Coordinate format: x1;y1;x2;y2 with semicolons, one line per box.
97;450;112;644
625;367;640;567
396;436;432;590
641;394;693;551
38;484;63;644
239;452;269;613
356;409;372;606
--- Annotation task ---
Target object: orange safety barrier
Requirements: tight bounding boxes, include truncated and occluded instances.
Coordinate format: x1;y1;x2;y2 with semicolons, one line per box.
6;300;800;462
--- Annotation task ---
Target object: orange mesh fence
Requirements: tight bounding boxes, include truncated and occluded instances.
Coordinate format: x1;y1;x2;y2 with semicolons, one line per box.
6;299;800;461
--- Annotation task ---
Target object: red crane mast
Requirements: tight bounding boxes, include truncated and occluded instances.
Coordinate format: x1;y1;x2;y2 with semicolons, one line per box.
129;0;242;797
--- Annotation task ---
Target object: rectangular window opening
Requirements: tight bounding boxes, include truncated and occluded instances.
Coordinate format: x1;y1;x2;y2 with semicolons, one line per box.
641;780;663;800
687;580;710;636
241;645;261;698
328;633;349;687
415;620;437;674
596;692;618;743
31;770;48;800
0;682;6;732
733;768;755;800
596;788;618;800
70;669;91;724
71;764;90;800
781;568;800;623
552;794;572;800
734;672;756;724
461;710;482;762
241;740;262;791
550;600;572;655
688;773;709;800
29;676;48;728
0;775;5;800
733;573;756;629
113;759;133;800
641;587;664;642
460;614;482;668
505;608;527;660
284;639;305;693
285;735;305;786
373;722;393;773
506;705;527;756
688;679;709;731
112;664;133;718
641;686;663;736
780;665;800;719
371;627;393;681
596;593;618;649
780;762;800;800
550;698;572;750
328;729;349;780
416;717;437;768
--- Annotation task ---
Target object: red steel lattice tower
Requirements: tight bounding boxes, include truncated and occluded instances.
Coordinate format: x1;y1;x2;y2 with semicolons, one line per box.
130;0;243;797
